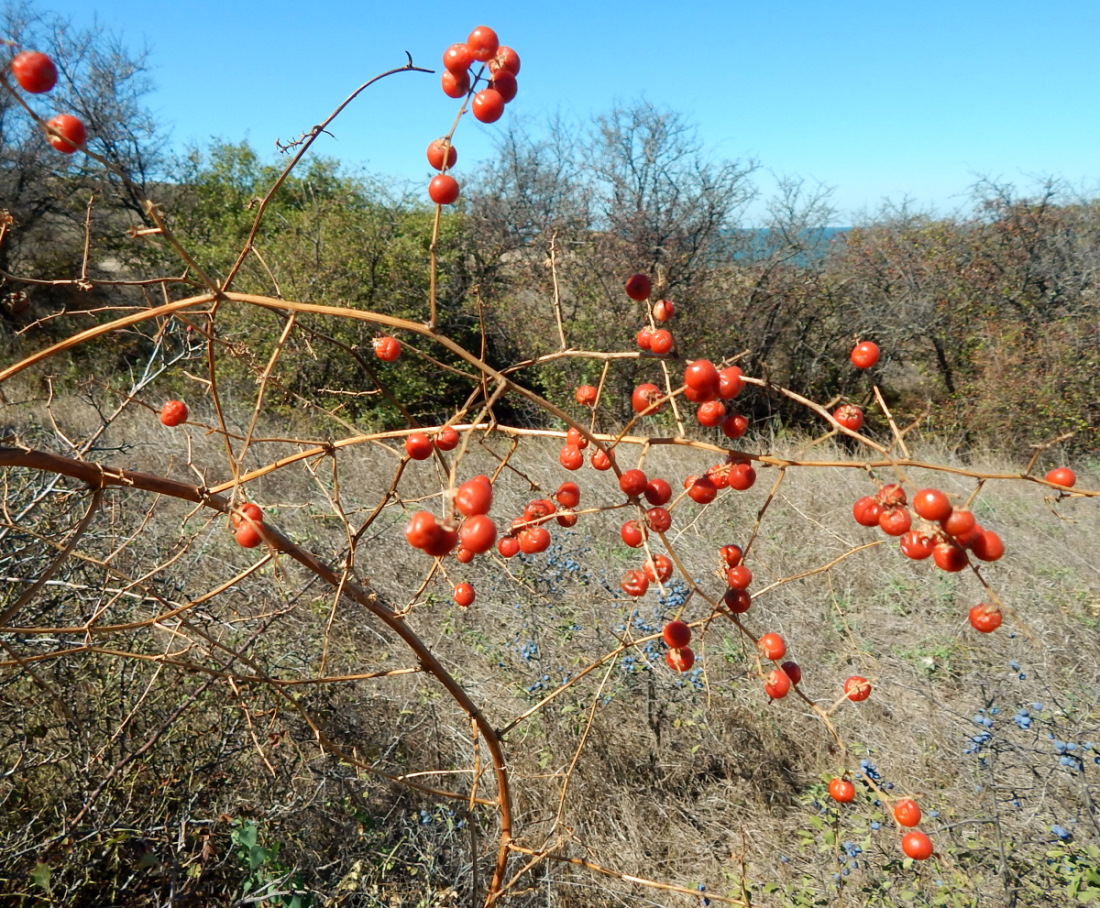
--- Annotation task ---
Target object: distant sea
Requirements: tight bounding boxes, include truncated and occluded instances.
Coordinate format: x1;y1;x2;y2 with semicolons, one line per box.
730;227;850;263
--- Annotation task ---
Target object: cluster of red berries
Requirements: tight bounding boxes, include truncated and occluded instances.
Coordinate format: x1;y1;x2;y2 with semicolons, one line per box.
7;49;86;153
829;780;934;860
427;26;520;207
403;426;460;460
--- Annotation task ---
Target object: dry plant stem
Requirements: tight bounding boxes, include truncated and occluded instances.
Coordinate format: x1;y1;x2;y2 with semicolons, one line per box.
873;384;911;459
236;311;298;479
0;445;514;899
219;61;431;292
428;202;443;327
547;232;568;349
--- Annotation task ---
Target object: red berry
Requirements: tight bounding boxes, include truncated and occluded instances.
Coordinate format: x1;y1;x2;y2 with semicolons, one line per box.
933;541;968;572
942;508;976;537
727;462;756;491
663;620;691;649
591;448;612;471
559;444;583;470
653;299;675;321
459;514;496;554
12;50;57;93
231;502;264;530
575;384;598;406
696;400;726;427
969;602;1003;633
429;174;460;205
666;646;694;672
489;46;520;76
405;432;433;460
899;531;934;560
373;335;401;361
566;426;588;449
1046;467;1076;488
718;366;744;399
758;632;786;661
624;273;651;301
724;588;751;614
422;525;458;558
443;43;472;74
467;25;499;62
620;520;647;548
726;564;752;590
434;426;459;451
456;547;474;564
645;507;671;534
649;328;673;355
706;463;730;490
913;488;952;522
621;569;649;597
644;554;673;583
971;530;1004;562
644;478;672;505
619;469;648;496
764;669;791;699
834;404;864;431
631;382;662;415
829;778;856;803
472;89;505;124
556;510;578;528
719;544;744;567
441;69;470;98
159;399;188;427
455;475;493;517
901;831;933;861
877;484;907;507
683;360;720;399
721;413;748;439
894;799;922;828
235;522;262;548
46;114;86;154
454;582;475;607
405;510;439;549
850;341;880;369
878;507;912;536
426;138;457;171
519;526;551;554
490;71;517;103
636;326;654;350
497;535;520;558
845;676;872;702
556;482;581;509
852;496;883;527
685;474;717;504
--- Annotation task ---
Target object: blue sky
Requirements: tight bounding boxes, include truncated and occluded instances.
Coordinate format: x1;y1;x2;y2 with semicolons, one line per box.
26;0;1100;225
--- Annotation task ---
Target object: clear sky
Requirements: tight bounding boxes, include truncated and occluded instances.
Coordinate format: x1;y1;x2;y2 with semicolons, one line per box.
22;0;1100;225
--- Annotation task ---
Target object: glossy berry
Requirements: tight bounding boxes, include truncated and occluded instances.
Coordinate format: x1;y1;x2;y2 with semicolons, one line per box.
878;507;912;536
620;520;647;548
893;799;922;828
764;669;791;699
490;71;517;103
845;676;872;702
969;602;1003;633
645;507;671;533
235;521;262;548
489;45;520;76
829;778;856;803
472;89;505;124
685;474;717;504
663;620;692;649
12;50;57;93
899;531;934;560
619;469;648;496
644;554;673;583
901;831;933;860
591;448;612;471
624;273;651;301
441;69;469;98
631;383;662;415
575;384;598;406
455;475;492;517
913;488;952;522
719;544;744;567
834;404;864;431
942;508;976;537
666;646;694;672
426;138;457;171
428;174;460;205
721;413;748;439
497;535;519;558
644;478;672;505
933;541;968;572
46;114;86;153
758;632;786;661
556;482;580;509
556;510;578;528
405;510;439;549
653;299;675;321
649;328;673;355
443;43;472;73
566;426;588;449
636;327;653;350
696;400;726;427
434;426;459;451
454;582;475;607
781;660;802;685
467;25;499;62
231;502;264;530
458;514;496;554
724;588;751;614
718;366;744;399
850;341;880;369
971;530;1005;562
727;462;756;491
405;433;433;460
852;496;883;527
559;444;583;470
159;399;188;427
1046;467;1076;488
726;564;752;590
683;360;720;399
519;526;551;554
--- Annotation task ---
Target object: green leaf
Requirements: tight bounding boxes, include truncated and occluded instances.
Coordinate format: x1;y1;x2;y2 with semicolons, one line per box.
30;862;51;892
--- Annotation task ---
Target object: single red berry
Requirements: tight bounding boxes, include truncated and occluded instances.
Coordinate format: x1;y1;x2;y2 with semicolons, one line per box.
663;620;692;649
706;463;730;489
566;426;588;449
758;632;786;661
620;520;647;548
556;482;580;509
721;413;748;439
644;554;673;583
575;384;598;406
441;69;469;98
913;488;952;522
696;400;726;427
429;174;460;205
426;138;457;171
422;525;458;558
591;448;612;471
850;341;880;369
971;530;1005;562
719;544;744;567
12;50;57;93
649;328;673;355
559;444;583;470
727;462;756;491
878;507;912;536
454;582;475;607
619;469;648;496
877;484;907;507
455;475;492;517
235;522;262;548
636;326;653;350
624;273;651;301
443;43;472;74
852;496;883;527
467;25;500;62
1046;467;1076;488
764;669;791;699
726;564;752;590
519;525;551;554
718;366;744;399
489;45;520;76
834;404;864;431
405;433;433;460
631;382;662;415
472;89;505;124
556;510;578;528
490;71;518;103
434;426;459;451
899;531;934;560
829;778;856;803
894;799;922;828
845;676;872;702
405;510;439;549
459;514;496;554
231;502;264;530
644;478;672;505
46;114;86;153
683;360;720;399
456;547;474;563
653;299;675;321
942;508;976;537
645;507;671;533
901;831;934;861
685;474;717;504
933;541;969;572
497;535;520;558
969;602;1003;632
373;335;401;361
159;399;188;427
724;588;751;614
